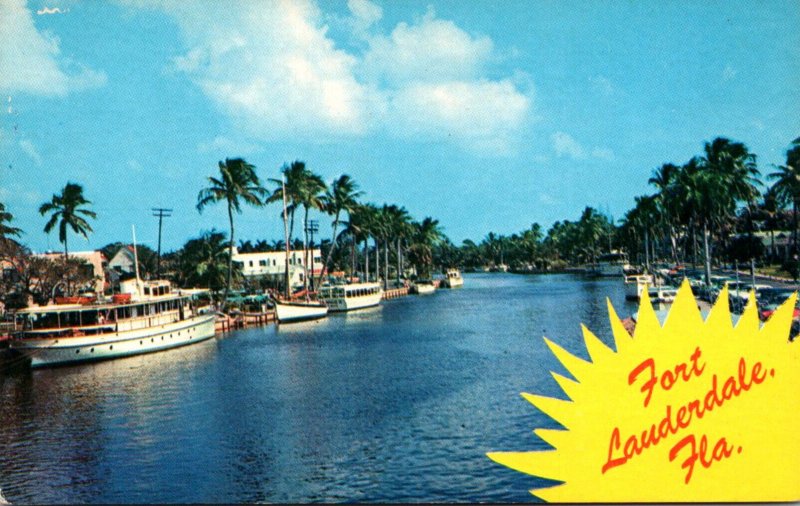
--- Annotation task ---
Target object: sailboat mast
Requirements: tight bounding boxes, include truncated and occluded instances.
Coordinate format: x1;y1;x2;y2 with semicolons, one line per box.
281;176;291;299
132;224;142;295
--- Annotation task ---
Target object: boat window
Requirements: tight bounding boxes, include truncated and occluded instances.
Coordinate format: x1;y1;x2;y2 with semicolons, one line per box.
144;287;150;295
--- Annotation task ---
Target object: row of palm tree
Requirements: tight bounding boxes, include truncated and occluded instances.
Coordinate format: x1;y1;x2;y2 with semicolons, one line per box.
195;158;445;302
446;136;798;278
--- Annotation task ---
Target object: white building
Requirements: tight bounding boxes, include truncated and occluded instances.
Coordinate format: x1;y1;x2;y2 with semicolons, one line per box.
108;245;136;274
232;248;323;288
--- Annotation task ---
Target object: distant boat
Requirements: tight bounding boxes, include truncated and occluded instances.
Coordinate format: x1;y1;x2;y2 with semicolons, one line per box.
273;296;328;323
587;252;632;277
624;274;654;300
442;269;464;288
9;279;216;368
411;280;436;295
318;283;382;312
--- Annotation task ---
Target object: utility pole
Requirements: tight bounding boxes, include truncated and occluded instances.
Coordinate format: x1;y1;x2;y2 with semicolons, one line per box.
151;208;172;278
306;219;319;291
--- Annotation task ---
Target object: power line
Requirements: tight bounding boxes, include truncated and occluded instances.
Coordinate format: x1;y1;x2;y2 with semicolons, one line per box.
152;208;173;277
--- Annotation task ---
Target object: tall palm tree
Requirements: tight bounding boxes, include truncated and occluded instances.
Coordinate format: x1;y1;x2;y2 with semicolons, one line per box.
266;161;306;247
0;202;22;240
408;217;443;278
769;138;800;255
385;204;411;285
197;158;266;303
319;174;362;285
39;182;96;261
296;169;327;291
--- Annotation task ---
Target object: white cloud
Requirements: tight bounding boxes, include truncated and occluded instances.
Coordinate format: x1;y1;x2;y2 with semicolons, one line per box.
389;80;529;153
18;138;42;165
552;131;585;159
131;0;530;153
348;0;382;30
0;0;106;96
552;132;614;161
360;8;494;85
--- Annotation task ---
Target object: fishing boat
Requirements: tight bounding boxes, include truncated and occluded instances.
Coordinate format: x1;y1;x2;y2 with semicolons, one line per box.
442;268;464;288
318;282;383;312
411;280;436;295
272;175;329;324
9;279;216;368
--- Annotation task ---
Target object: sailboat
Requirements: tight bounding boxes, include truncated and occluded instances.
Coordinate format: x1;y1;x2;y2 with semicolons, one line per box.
272;176;328;324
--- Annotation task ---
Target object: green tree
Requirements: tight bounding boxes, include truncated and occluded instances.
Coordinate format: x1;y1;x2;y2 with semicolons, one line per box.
319;174;362;285
0;202;22;240
197;158;266;303
178;230;232;293
39;182;96;261
769;137;800;254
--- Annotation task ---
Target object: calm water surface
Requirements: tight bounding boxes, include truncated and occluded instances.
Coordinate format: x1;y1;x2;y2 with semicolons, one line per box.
0;273;637;503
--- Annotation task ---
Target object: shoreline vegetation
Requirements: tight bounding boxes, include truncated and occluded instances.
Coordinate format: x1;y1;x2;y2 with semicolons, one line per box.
1;135;799;312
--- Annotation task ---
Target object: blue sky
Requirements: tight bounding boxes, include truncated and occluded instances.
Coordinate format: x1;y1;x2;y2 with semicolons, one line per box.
1;0;798;254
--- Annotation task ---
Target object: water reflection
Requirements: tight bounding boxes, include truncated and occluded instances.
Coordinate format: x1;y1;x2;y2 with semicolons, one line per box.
1;273;633;503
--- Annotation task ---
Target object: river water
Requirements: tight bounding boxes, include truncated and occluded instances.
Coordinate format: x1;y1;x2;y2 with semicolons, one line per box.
0;273;638;503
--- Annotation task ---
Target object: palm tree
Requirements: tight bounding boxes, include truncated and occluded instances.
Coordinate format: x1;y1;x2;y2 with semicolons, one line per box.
0;202;22;240
384;204;412;285
178;230;232;292
408;217;443;278
197;158;266;304
769;138;800;255
319;175;362;286
295;169;327;291
266;161;306;248
39;182;96;261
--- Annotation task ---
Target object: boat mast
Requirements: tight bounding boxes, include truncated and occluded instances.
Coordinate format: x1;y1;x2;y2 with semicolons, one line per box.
281;175;291;299
132;224;143;296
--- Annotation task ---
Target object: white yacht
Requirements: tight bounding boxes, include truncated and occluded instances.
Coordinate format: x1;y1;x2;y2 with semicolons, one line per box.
318;282;383;312
9;279;216;368
442;269;464;288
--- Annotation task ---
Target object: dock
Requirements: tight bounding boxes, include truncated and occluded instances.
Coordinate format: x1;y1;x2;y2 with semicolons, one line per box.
383;287;409;300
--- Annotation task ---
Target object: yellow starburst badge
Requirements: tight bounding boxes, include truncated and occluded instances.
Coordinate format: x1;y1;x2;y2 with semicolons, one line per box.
488;279;800;502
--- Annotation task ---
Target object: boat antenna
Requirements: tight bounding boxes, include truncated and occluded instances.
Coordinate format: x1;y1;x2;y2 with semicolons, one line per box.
132;224;142;295
281;175;291;299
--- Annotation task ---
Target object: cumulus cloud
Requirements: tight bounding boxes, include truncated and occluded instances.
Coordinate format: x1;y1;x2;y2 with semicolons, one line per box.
133;0;530;153
0;0;106;96
552;132;614;161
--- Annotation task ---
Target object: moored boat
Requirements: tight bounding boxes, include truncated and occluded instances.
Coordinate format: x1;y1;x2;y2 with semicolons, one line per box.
273;297;328;323
318;282;382;312
411;280;436;295
624;273;654;300
9;279;216;368
587;252;632;277
442;268;464;288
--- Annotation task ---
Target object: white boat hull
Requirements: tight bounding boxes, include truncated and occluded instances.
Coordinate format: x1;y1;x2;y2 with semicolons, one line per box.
443;277;463;288
274;301;328;323
413;283;436;295
10;314;216;368
323;292;382;312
